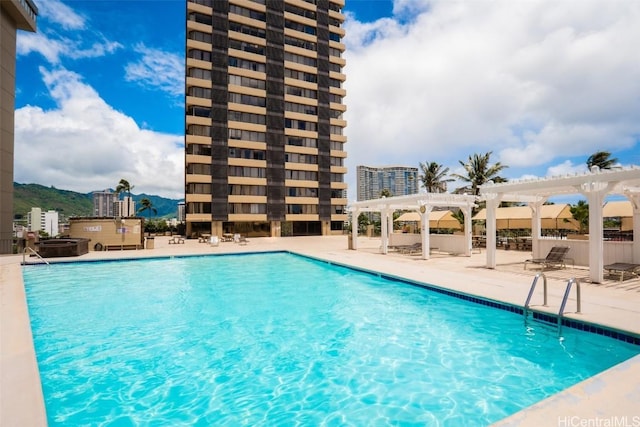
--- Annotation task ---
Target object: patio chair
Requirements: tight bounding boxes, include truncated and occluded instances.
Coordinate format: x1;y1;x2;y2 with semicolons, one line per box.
399;243;421;255
604;263;640;282
524;246;571;270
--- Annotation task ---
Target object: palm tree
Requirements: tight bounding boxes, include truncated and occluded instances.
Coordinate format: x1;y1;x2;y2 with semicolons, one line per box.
137;198;157;218
570;200;589;234
586;151;618;170
115;179;134;200
419;161;454;193
451;151;508;196
380;188;392;198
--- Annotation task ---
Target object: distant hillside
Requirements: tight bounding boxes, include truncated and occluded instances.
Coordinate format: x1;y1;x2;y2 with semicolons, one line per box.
13;183;183;220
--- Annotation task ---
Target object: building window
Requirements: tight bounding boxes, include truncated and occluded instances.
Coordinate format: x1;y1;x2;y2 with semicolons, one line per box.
284;52;317;68
285;68;317;83
229;148;266;160
229;4;266;22
187;202;212;214
229;92;267;107
229;166;266;178
188;67;212;80
285;118;317;132
186;144;211;156
229;185;266;196
285;170;318;180
188;12;212;26
187;106;211;117
286;204;318;214
228;129;266;142
229;74;266;90
187;183;212;194
230;203;266;214
285;153;318;164
188;30;212;44
285;102;317;115
284;35;316;51
188;86;212;99
286;136;317;148
229;22;266;39
287;187;318;197
229;39;265;55
187;163;212;175
188;49;212;62
187;125;212;137
285;85;317;99
229;57;266;73
285;19;316;35
228;111;266;125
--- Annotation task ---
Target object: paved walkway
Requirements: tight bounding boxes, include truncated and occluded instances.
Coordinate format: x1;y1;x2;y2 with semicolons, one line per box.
2;235;639;426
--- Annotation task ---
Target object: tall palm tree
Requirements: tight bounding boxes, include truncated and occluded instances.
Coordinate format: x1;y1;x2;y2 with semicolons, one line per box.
586;151;618;170
451;151;508;196
137;198;157;218
115;178;134;200
419;161;454;193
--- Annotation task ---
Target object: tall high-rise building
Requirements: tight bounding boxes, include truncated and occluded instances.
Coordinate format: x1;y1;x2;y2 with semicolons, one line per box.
0;0;37;254
357;165;419;201
185;0;347;238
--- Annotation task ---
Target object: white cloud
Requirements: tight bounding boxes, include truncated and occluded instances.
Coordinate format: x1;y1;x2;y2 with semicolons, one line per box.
17;32;122;64
15;67;184;199
124;44;184;97
36;0;86;30
343;0;640;197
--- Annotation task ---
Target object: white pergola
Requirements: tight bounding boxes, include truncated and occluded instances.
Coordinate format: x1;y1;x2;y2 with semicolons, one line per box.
348;193;477;259
479;166;640;283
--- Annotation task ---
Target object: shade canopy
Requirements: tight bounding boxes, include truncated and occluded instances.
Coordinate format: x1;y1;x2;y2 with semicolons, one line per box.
603;200;633;231
472;204;580;230
395;210;462;230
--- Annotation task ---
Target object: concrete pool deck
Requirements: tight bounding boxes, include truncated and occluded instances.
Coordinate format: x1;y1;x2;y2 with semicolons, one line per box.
1;235;639;426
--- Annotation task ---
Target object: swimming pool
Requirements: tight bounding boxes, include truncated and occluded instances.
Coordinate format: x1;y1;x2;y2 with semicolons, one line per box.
24;252;640;426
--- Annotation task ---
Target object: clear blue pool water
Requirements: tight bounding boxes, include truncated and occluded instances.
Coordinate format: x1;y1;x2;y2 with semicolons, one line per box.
24;252;640;426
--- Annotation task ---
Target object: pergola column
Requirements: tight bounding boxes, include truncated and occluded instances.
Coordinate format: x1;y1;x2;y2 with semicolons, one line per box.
420;204;433;260
380;208;391;254
462;204;473;256
484;194;502;269
351;209;359;250
624;192;640;263
583;181;611;283
528;200;545;258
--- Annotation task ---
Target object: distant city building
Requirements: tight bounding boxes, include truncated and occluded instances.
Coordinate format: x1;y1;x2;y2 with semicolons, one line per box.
93;189;117;217
356;165;419;201
114;196;136;218
27;207;41;232
177;202;185;223
0;0;38;254
27;207;59;237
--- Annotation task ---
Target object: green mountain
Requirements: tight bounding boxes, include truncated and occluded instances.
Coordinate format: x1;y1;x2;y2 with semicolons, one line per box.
13;183;183;220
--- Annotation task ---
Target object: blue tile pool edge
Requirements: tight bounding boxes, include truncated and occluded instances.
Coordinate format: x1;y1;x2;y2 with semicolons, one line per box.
21;249;640;346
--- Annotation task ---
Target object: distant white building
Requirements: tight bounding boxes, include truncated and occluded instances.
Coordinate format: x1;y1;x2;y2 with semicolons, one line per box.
178;202;185;222
114;196;136;217
356;165;419;201
27;207;59;237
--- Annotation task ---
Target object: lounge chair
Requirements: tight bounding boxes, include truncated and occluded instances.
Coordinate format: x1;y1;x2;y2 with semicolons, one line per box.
524;246;571;270
604;263;640;281
399;243;421;255
238;235;249;246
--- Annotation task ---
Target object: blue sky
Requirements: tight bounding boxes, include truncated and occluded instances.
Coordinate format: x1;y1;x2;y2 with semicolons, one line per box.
14;0;640;201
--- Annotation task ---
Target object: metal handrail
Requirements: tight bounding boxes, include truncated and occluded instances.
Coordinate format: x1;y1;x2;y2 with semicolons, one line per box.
558;278;581;336
22;247;49;265
524;272;548;310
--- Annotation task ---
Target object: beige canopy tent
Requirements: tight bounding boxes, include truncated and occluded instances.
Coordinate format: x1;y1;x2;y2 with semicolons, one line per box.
603;200;633;231
395;210;462;230
472;204;580;231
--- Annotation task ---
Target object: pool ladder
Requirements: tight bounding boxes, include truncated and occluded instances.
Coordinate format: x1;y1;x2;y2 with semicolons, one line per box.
22;247;49;265
524;273;581;336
